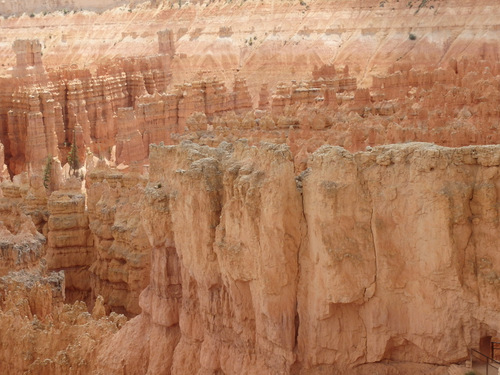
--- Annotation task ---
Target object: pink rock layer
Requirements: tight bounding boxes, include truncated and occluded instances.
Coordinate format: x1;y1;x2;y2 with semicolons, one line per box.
0;0;499;177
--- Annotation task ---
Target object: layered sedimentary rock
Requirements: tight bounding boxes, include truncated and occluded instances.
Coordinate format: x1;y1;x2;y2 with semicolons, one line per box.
46;179;94;303
1;43;171;173
3;32;500;177
0;0;497;91
158;29;175;57
93;141;500;374
87;164;150;317
1;0;500;373
0;0;498;177
12;39;45;79
0;195;45;276
0;174;47;276
0;267;126;375
0;142;8;181
0;0;136;16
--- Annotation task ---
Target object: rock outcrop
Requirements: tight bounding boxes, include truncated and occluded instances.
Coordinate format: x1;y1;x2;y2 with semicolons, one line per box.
0;176;46;276
3;35;500;176
1;46;171;174
92;141;500;374
0;268;125;375
158;29;176;57
0;200;45;276
1;0;500;373
87;165;150;317
0;143;9;181
12;39;45;78
296;143;500;372
0;0;499;177
0;0;137;16
96;140;302;374
46;179;94;304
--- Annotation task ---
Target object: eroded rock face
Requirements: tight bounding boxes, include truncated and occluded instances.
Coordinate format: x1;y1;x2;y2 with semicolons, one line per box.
46;179;94;304
96;140;302;374
93;141;500;374
2;0;500;178
1;50;171;174
2;139;500;374
0;181;45;276
1;0;500;372
0;268;125;375
0;0;135;16
296;143;500;372
87;165;150;317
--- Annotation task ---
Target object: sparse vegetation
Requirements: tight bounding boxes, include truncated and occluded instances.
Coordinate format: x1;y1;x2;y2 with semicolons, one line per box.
465;371;477;375
409;33;417;40
43;155;52;189
29;13;35;18
67;132;80;177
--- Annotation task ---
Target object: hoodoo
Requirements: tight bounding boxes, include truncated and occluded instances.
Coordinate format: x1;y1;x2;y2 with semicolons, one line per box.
0;1;500;374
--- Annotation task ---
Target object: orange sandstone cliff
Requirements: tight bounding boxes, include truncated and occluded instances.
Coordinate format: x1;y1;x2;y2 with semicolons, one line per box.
82;141;500;375
0;0;499;374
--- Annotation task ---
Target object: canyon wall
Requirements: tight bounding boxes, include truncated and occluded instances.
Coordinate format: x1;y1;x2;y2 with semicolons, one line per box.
93;141;500;374
0;0;140;16
4;49;500;178
46;180;94;304
0;172;47;276
87;165;150;316
1;0;500;177
6;139;498;374
0;0;496;87
0;48;172;175
96;140;303;374
0;268;126;375
1;0;500;374
296;142;500;373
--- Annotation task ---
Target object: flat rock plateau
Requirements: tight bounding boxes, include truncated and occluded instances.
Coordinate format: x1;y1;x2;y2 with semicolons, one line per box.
0;0;500;374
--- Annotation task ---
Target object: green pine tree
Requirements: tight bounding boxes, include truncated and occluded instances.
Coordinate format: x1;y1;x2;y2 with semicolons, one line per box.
43;155;52;189
67;131;80;177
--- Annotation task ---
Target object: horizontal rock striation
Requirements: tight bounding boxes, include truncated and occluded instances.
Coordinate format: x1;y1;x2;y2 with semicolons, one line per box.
1;0;500;373
87;164;150;317
0;0;137;16
0;179;46;276
46;179;94;304
0;0;499;177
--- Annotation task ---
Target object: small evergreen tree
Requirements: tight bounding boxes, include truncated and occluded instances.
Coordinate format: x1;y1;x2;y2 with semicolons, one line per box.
67;131;80;177
43;155;52;189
